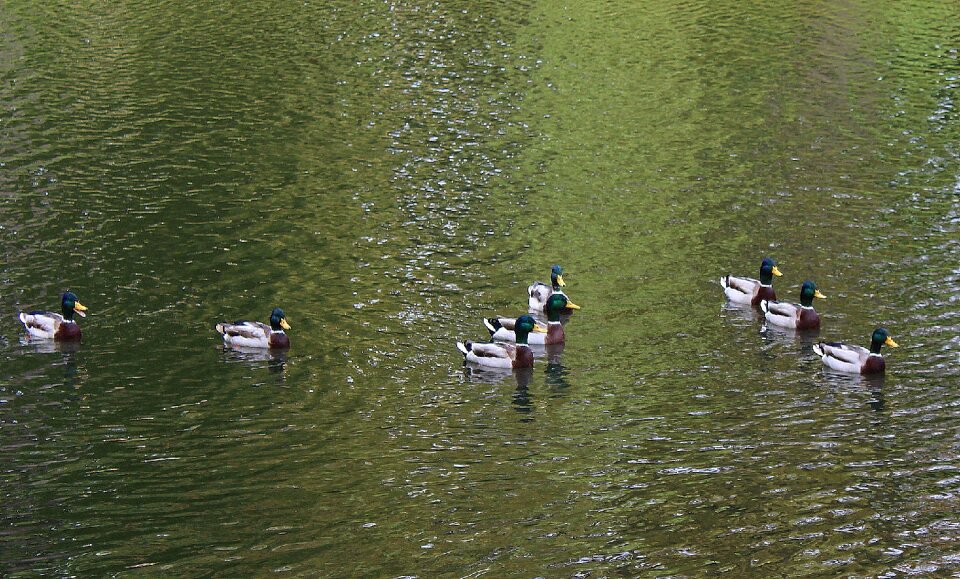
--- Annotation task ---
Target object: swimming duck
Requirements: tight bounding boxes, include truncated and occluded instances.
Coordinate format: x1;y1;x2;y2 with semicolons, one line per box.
484;293;580;345
720;257;783;306
529;265;578;312
813;328;899;374
18;291;88;341
457;314;545;368
215;307;291;349
760;280;826;330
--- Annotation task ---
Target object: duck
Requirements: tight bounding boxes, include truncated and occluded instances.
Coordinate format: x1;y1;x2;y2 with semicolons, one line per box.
215;307;291;349
760;280;826;330
720;257;783;306
484;293;580;345
18;291;88;341
813;328;899;374
457;314;545;368
529;265;577;312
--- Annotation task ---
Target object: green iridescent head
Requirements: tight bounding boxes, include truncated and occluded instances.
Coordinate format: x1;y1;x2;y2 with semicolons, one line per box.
513;314;538;344
550;265;565;290
870;328;899;354
61;291;88;320
270;307;291;331
758;257;783;285
545;293;581;321
798;280;826;307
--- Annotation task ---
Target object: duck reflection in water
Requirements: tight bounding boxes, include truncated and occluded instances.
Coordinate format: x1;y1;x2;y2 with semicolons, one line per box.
866;377;886;412
462;364;528;386
760;321;821;350
719;302;764;339
462;365;536;418
819;370;887;412
543;343;570;392
220;346;288;381
720;300;761;323
512;367;534;418
21;335;82;354
62;351;83;390
19;338;85;390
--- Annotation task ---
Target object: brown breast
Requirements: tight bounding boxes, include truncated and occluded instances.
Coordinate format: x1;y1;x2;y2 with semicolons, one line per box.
54;322;82;342
546;323;565;345
861;355;885;375
269;333;290;349
754;285;776;306
797;308;820;330
513;346;534;368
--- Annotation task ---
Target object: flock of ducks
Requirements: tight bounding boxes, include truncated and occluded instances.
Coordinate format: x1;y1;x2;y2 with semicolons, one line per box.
457;265;580;369
18;295;292;350
16;260;898;375
451;259;899;375
721;258;899;374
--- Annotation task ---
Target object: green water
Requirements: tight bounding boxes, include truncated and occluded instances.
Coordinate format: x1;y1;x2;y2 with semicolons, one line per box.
2;0;959;576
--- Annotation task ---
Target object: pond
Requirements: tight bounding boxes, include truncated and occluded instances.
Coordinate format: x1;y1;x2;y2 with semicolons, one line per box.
2;0;959;576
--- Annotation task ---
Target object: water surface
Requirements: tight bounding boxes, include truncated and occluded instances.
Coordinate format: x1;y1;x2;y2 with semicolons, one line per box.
2;0;959;576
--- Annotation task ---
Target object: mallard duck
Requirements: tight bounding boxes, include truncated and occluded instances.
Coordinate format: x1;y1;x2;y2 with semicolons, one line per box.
720;257;783;306
484;293;580;345
529;265;578;312
18;291;88;341
457;314;545;368
760;280;826;330
813;328;899;374
215;307;291;349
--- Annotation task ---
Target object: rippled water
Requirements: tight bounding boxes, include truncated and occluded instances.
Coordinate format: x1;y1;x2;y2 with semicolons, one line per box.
2;0;959;576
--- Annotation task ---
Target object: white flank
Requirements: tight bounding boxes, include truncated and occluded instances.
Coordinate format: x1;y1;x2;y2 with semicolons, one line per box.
466;351;514;368
19;312;59;340
721;275;756;304
762;301;798;329
815;343;866;374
